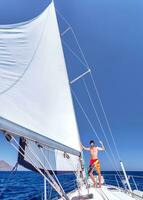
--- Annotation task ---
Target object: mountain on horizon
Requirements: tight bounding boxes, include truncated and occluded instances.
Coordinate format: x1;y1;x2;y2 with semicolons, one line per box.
0;160;13;171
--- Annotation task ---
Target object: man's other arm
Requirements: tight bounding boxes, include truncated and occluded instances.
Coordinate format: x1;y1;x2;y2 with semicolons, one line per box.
97;141;105;151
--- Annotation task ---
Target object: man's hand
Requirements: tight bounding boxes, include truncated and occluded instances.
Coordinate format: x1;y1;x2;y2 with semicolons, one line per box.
80;143;83;149
81;143;90;151
98;141;105;151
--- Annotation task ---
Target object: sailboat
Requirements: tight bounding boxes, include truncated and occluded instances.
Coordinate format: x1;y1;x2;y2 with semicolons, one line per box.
0;1;143;199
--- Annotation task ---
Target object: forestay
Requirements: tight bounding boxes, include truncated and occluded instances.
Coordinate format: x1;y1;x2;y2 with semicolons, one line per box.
0;2;81;171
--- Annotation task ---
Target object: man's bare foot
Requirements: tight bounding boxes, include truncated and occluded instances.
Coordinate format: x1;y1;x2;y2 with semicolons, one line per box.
97;185;101;188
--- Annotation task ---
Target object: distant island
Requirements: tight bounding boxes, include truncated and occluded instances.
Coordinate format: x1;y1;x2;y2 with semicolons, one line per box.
0;160;13;171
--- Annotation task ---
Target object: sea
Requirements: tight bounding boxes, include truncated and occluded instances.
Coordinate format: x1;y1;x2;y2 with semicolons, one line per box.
0;171;143;200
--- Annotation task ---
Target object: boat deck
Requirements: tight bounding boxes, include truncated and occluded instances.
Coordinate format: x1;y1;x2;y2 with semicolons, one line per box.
66;185;139;200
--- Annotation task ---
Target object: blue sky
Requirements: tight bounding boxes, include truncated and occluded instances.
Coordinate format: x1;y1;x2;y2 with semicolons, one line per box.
0;0;143;171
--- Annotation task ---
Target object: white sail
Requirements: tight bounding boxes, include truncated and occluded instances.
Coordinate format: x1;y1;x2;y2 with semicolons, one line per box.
18;139;80;172
0;1;81;161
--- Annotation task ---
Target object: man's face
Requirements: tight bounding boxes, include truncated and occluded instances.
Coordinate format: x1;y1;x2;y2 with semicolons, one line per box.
90;142;95;147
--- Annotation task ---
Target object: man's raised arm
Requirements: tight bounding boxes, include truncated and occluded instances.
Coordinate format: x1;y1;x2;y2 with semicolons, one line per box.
97;141;105;151
81;143;90;151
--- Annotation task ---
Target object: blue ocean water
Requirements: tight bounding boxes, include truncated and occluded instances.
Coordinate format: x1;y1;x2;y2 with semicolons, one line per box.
0;171;143;200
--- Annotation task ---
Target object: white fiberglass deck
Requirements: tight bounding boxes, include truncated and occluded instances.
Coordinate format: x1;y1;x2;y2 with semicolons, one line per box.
64;185;139;200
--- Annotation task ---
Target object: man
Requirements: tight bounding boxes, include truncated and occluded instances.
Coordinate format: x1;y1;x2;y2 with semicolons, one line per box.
82;140;105;188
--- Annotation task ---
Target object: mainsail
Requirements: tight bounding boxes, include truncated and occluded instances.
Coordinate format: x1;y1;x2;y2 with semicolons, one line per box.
0;2;81;172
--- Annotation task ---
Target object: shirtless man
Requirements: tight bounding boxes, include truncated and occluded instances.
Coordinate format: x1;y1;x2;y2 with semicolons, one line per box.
82;140;105;188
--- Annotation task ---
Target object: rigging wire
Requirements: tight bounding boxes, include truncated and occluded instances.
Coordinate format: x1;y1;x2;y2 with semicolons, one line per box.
27;142;81;197
43;146;80;178
56;6;123;182
56;8;89;71
62;39;88;69
72;89;123;181
27;143;73;200
40;144;81;184
82;78;122;173
56;6;121;164
40;147;63;190
63;33;121;169
89;72;121;162
61;29;123;177
15;136;80;195
41;146;81;193
72;89;101;143
11;137;67;200
26;143;66;195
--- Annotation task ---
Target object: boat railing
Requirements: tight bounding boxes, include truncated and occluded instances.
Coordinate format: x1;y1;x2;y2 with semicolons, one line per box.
57;172;143;192
103;173;143;195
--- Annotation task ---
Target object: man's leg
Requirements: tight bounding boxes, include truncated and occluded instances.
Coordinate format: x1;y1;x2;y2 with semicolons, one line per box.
89;172;96;187
88;166;96;188
98;172;101;188
95;160;101;188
